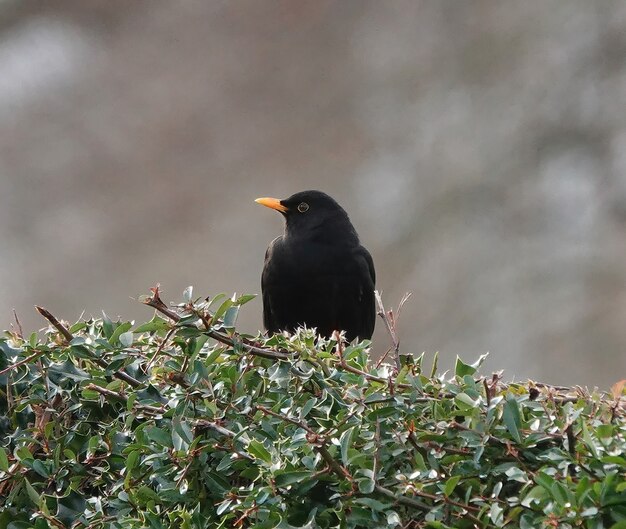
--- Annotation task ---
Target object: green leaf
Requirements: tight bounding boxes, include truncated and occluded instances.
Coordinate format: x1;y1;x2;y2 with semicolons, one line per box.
234;294;256;305
444;475;461;496
134;316;170;333
455;356;476;377
222;305;240;328
534;472;555;491
386;511;401;527
248;440;272;463
146;426;173;448
356;469;375;494
581;419;599;458
110;322;133;345
455;392;478;410
340;427;354;466
490;503;504;526
213;297;234;322
502;396;522;443
300;398;317;419
24;478;41;507
172;418;193;451
32;460;49;478
274;471;312;487
119;331;134;347
124;451;139;488
0;447;9;472
430;351;439;377
48;360;90;381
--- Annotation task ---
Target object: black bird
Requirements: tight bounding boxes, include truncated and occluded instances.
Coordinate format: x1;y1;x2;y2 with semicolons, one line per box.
255;190;376;341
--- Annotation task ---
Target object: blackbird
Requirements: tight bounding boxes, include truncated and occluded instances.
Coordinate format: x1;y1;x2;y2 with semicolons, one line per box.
255;190;376;341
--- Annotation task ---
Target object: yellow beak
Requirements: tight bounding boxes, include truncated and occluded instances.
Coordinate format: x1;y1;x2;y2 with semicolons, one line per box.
255;197;288;213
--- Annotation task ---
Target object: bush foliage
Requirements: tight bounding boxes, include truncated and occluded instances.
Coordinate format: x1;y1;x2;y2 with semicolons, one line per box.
0;288;625;529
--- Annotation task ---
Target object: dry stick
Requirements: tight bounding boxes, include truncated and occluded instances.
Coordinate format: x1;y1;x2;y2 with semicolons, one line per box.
317;444;353;481
255;405;316;436
0;350;45;376
85;383;163;414
194;419;237;439
142;287;290;361
35;306;73;342
374;484;430;512
374;291;401;370
12;309;23;338
145;326;177;372
407;487;481;513
35;306;142;388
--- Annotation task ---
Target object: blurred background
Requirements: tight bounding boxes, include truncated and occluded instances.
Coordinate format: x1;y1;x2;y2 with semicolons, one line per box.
1;1;625;387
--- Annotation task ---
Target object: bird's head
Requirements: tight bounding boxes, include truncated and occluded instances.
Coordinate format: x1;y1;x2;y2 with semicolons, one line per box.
255;190;359;244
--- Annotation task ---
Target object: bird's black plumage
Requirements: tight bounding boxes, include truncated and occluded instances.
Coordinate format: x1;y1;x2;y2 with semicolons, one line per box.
256;190;375;341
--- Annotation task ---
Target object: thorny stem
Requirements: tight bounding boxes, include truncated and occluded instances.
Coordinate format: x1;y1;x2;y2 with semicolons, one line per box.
35;306;73;342
143;286;291;361
12;309;23;339
141;286;602;406
375;291;411;370
145;326;177;372
84;383;163;414
0;350;45;376
374;484;430;511
407;487;481;513
36;306;142;388
255;405;317;436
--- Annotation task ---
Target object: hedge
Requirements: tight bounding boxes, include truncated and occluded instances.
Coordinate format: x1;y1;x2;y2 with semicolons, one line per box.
0;286;624;528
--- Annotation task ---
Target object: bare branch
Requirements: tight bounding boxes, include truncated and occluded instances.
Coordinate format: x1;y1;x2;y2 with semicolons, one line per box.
142;285;291;361
374;291;407;370
374;484;430;511
0;350;45;376
35;305;74;343
12;309;23;339
36;306;142;388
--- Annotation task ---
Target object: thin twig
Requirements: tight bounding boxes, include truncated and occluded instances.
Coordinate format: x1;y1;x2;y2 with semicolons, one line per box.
374;291;400;369
255;405;317;436
84;384;163;414
409;487;480;513
375;292;411;370
142;286;291;361
36;306;142;388
12;309;23;338
0;350;45;376
35;306;73;342
374;484;429;511
317;444;353;481
145;326;177;372
194;419;237;439
373;419;381;478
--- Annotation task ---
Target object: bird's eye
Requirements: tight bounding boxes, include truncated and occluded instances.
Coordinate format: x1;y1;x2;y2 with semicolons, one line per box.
297;202;309;213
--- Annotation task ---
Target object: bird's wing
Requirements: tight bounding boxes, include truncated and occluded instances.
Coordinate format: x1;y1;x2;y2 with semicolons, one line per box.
261;236;282;333
360;245;376;286
355;245;376;339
